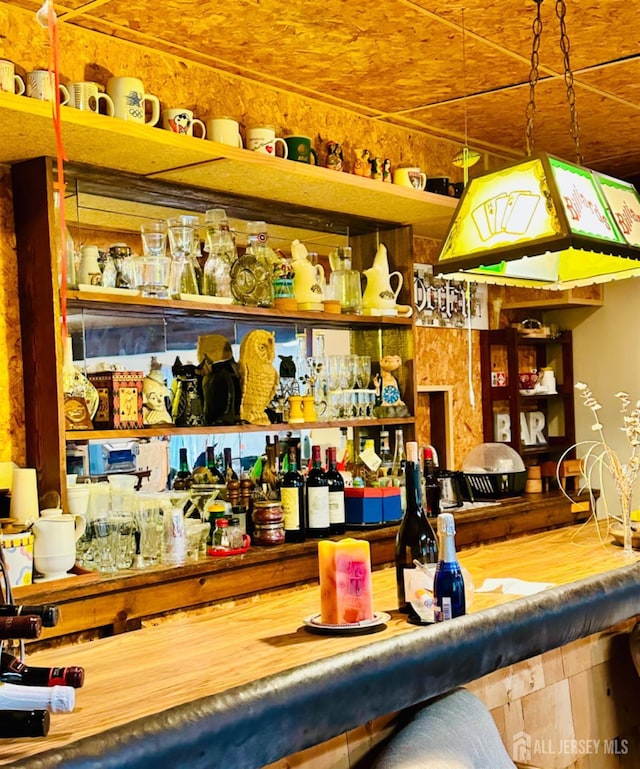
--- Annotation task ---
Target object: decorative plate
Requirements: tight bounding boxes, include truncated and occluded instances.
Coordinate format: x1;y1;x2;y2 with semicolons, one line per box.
303;612;390;635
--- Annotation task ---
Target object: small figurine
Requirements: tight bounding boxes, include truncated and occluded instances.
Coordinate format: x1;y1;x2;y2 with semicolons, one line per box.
325;141;344;172
142;357;172;425
171;356;205;427
197;334;242;426
382;158;392;183
373;354;410;418
238;329;279;425
370;156;383;181
353;148;371;177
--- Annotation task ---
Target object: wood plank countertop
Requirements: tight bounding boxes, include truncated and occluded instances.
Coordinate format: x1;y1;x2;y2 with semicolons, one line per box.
3;519;639;769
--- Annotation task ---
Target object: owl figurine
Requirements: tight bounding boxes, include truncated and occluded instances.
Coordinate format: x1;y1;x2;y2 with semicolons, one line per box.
238;329;279;425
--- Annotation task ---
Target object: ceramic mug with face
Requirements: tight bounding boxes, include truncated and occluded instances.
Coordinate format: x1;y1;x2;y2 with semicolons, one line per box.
106;76;160;125
206;117;243;147
0;59;25;95
246;126;288;158
162;108;206;138
26;70;69;104
67;81;115;116
393;165;427;190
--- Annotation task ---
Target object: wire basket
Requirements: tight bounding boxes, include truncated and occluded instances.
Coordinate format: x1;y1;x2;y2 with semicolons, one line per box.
464;470;527;500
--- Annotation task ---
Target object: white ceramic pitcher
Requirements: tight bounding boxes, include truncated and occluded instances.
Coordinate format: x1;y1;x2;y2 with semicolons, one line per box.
32;512;86;581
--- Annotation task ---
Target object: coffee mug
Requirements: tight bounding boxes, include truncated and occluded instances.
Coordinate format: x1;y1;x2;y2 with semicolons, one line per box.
246;126;288;158
393;165;427;190
0;59;25;95
67;81;115;116
106;76;160;125
26;70;69;104
425;176;450;195
206;117;243;147
162;108;206;138
284;135;318;164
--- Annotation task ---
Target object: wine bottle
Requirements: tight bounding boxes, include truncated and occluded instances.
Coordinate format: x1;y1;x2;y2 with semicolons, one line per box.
395;441;438;622
223;447;238;482
433;512;466;622
0;710;50;738
173;447;193;490
325;446;346;535
422;447;441;519
378;429;393;480
280;446;306;543
0;682;75;713
305;444;330;538
206;445;225;484
391;428;407;512
0;616;42;641
0;604;59;628
1;652;85;688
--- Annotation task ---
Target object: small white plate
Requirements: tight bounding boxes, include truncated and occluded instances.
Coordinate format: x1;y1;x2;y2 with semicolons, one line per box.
519;389;537;396
303;611;390;635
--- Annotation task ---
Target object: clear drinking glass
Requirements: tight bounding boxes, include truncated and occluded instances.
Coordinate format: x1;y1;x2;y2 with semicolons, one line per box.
168;215;201;297
135;494;164;567
137;220;171;298
90;517;119;573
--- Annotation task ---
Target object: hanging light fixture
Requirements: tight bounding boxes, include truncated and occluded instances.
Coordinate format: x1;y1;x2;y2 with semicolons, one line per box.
436;0;640;289
452;9;480;174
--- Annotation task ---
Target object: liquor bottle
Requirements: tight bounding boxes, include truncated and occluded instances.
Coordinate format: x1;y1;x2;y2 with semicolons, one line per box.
433;512;466;621
223;447;238;482
305;444;330;538
206;445;225;484
325;446;346;535
391;428;407;512
0;710;50;738
280;446;306;543
0;616;42;641
173;447;193;490
395;441;438;622
378;429;393;480
0;682;75;713
0;604;59;628
1;653;85;688
422;447;441;519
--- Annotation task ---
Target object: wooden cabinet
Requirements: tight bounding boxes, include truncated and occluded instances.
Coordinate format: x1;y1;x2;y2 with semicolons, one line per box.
4;95;457;497
480;327;575;463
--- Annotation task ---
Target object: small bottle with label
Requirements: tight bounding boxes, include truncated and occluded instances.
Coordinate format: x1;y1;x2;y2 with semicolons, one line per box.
433;512;466;621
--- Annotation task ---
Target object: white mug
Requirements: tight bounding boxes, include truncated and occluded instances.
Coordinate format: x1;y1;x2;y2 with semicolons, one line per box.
26;69;69;104
78;244;102;285
246;126;288;158
67;81;115;116
206;117;243;147
162;108;206;138
0;59;25;95
106;76;160;126
393;166;427;190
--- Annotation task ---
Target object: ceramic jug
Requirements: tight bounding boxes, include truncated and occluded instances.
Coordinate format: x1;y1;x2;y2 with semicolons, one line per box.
291;239;325;307
361;243;403;313
32;512;86;581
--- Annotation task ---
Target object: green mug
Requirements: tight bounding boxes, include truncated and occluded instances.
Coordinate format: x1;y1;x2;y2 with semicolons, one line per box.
284;135;318;164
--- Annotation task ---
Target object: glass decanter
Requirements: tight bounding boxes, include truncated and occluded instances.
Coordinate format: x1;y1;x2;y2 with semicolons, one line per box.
202;208;236;298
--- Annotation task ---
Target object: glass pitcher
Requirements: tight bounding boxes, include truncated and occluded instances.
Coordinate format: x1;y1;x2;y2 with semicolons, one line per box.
328;246;362;314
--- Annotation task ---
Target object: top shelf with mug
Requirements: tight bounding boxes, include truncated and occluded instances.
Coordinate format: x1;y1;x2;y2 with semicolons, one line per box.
0;90;457;240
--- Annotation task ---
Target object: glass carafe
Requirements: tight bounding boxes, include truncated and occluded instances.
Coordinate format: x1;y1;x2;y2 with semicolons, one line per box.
168;215;201;297
328;246;362;314
202;208;236;298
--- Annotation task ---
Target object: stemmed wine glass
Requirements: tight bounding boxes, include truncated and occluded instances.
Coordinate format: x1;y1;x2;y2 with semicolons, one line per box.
356;355;371;389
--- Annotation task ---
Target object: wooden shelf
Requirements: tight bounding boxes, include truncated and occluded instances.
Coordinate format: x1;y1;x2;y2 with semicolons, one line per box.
0;91;456;239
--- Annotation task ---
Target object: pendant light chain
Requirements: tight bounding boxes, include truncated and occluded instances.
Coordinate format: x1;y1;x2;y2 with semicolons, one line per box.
556;0;583;165
525;0;544;157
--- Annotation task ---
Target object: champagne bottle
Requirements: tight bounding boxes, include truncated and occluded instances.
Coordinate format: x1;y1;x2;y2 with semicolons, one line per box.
305;444;330;538
391;428;407;512
223;447;238;482
422;447;441;518
280;446;306;543
433;512;466;621
0;682;75;713
325;446;346;535
394;441;438;622
206;445;225;484
0;616;42;641
173;447;193;490
1;653;85;688
0;710;50;738
0;604;59;627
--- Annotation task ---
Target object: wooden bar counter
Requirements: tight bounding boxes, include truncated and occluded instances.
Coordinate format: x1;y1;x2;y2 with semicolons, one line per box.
3;520;639;769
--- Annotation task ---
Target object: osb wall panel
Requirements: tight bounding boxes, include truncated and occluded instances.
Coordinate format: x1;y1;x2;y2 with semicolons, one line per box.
0;166;25;464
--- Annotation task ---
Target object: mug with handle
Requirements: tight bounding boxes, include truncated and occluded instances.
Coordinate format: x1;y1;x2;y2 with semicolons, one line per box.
162;108;206;138
107;76;160;126
0;59;25;95
206;117;243;147
284;135;318;165
68;81;115;116
392;165;427;190
246;126;288;158
26;69;69;104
